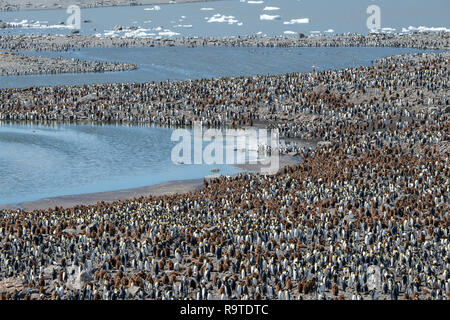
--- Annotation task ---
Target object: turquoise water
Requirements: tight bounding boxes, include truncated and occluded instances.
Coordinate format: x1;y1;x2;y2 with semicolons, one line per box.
0;46;434;88
0;0;448;37
0;122;243;205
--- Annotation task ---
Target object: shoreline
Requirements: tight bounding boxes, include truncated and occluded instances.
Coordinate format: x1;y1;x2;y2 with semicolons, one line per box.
0;154;302;211
0;0;210;12
0;178;204;211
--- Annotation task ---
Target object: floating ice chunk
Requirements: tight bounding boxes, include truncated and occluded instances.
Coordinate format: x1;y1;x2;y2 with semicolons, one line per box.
381;27;395;33
283;18;309;24
260;14;281;21
144;6;161;11
248;1;264;3
324;29;335;33
263;6;280;11
237;22;243;26
159;30;180;36
207;14;239;24
200;7;214;11
401;25;450;33
284;31;296;35
174;24;193;28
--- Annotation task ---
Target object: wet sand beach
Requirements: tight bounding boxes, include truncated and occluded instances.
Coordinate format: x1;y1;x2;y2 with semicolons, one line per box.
0;179;204;211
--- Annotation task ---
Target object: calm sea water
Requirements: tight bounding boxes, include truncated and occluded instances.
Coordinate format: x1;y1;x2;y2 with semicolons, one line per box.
0;0;448;38
0;123;245;205
0;46;434;88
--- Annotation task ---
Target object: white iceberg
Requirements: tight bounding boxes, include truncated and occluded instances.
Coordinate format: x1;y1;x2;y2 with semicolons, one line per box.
159;30;180;36
207;14;239;24
283;18;309;24
144;6;161;11
263;6;280;11
260;14;281;21
401;26;450;33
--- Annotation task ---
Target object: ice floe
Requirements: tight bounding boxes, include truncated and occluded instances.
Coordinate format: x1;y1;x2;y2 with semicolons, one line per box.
200;7;214;11
158;30;180;36
174;24;193;28
260;14;281;21
283;31;296;35
247;1;264;4
401;26;450;33
283;18;309;25
206;14;239;25
144;6;161;11
381;27;396;33
263;6;280;11
324;29;335;33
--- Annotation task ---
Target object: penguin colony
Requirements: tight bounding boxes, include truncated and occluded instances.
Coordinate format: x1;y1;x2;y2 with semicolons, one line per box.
0;34;448;300
0;32;448;52
0;52;137;76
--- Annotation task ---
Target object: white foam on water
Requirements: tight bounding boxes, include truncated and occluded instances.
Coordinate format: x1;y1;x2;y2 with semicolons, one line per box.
260;14;281;21
283;18;309;25
237;22;243;26
263;6;280;11
324;29;335;33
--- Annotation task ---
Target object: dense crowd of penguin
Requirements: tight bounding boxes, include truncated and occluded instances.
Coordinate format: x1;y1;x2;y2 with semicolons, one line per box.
0;34;448;300
0;32;448;52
